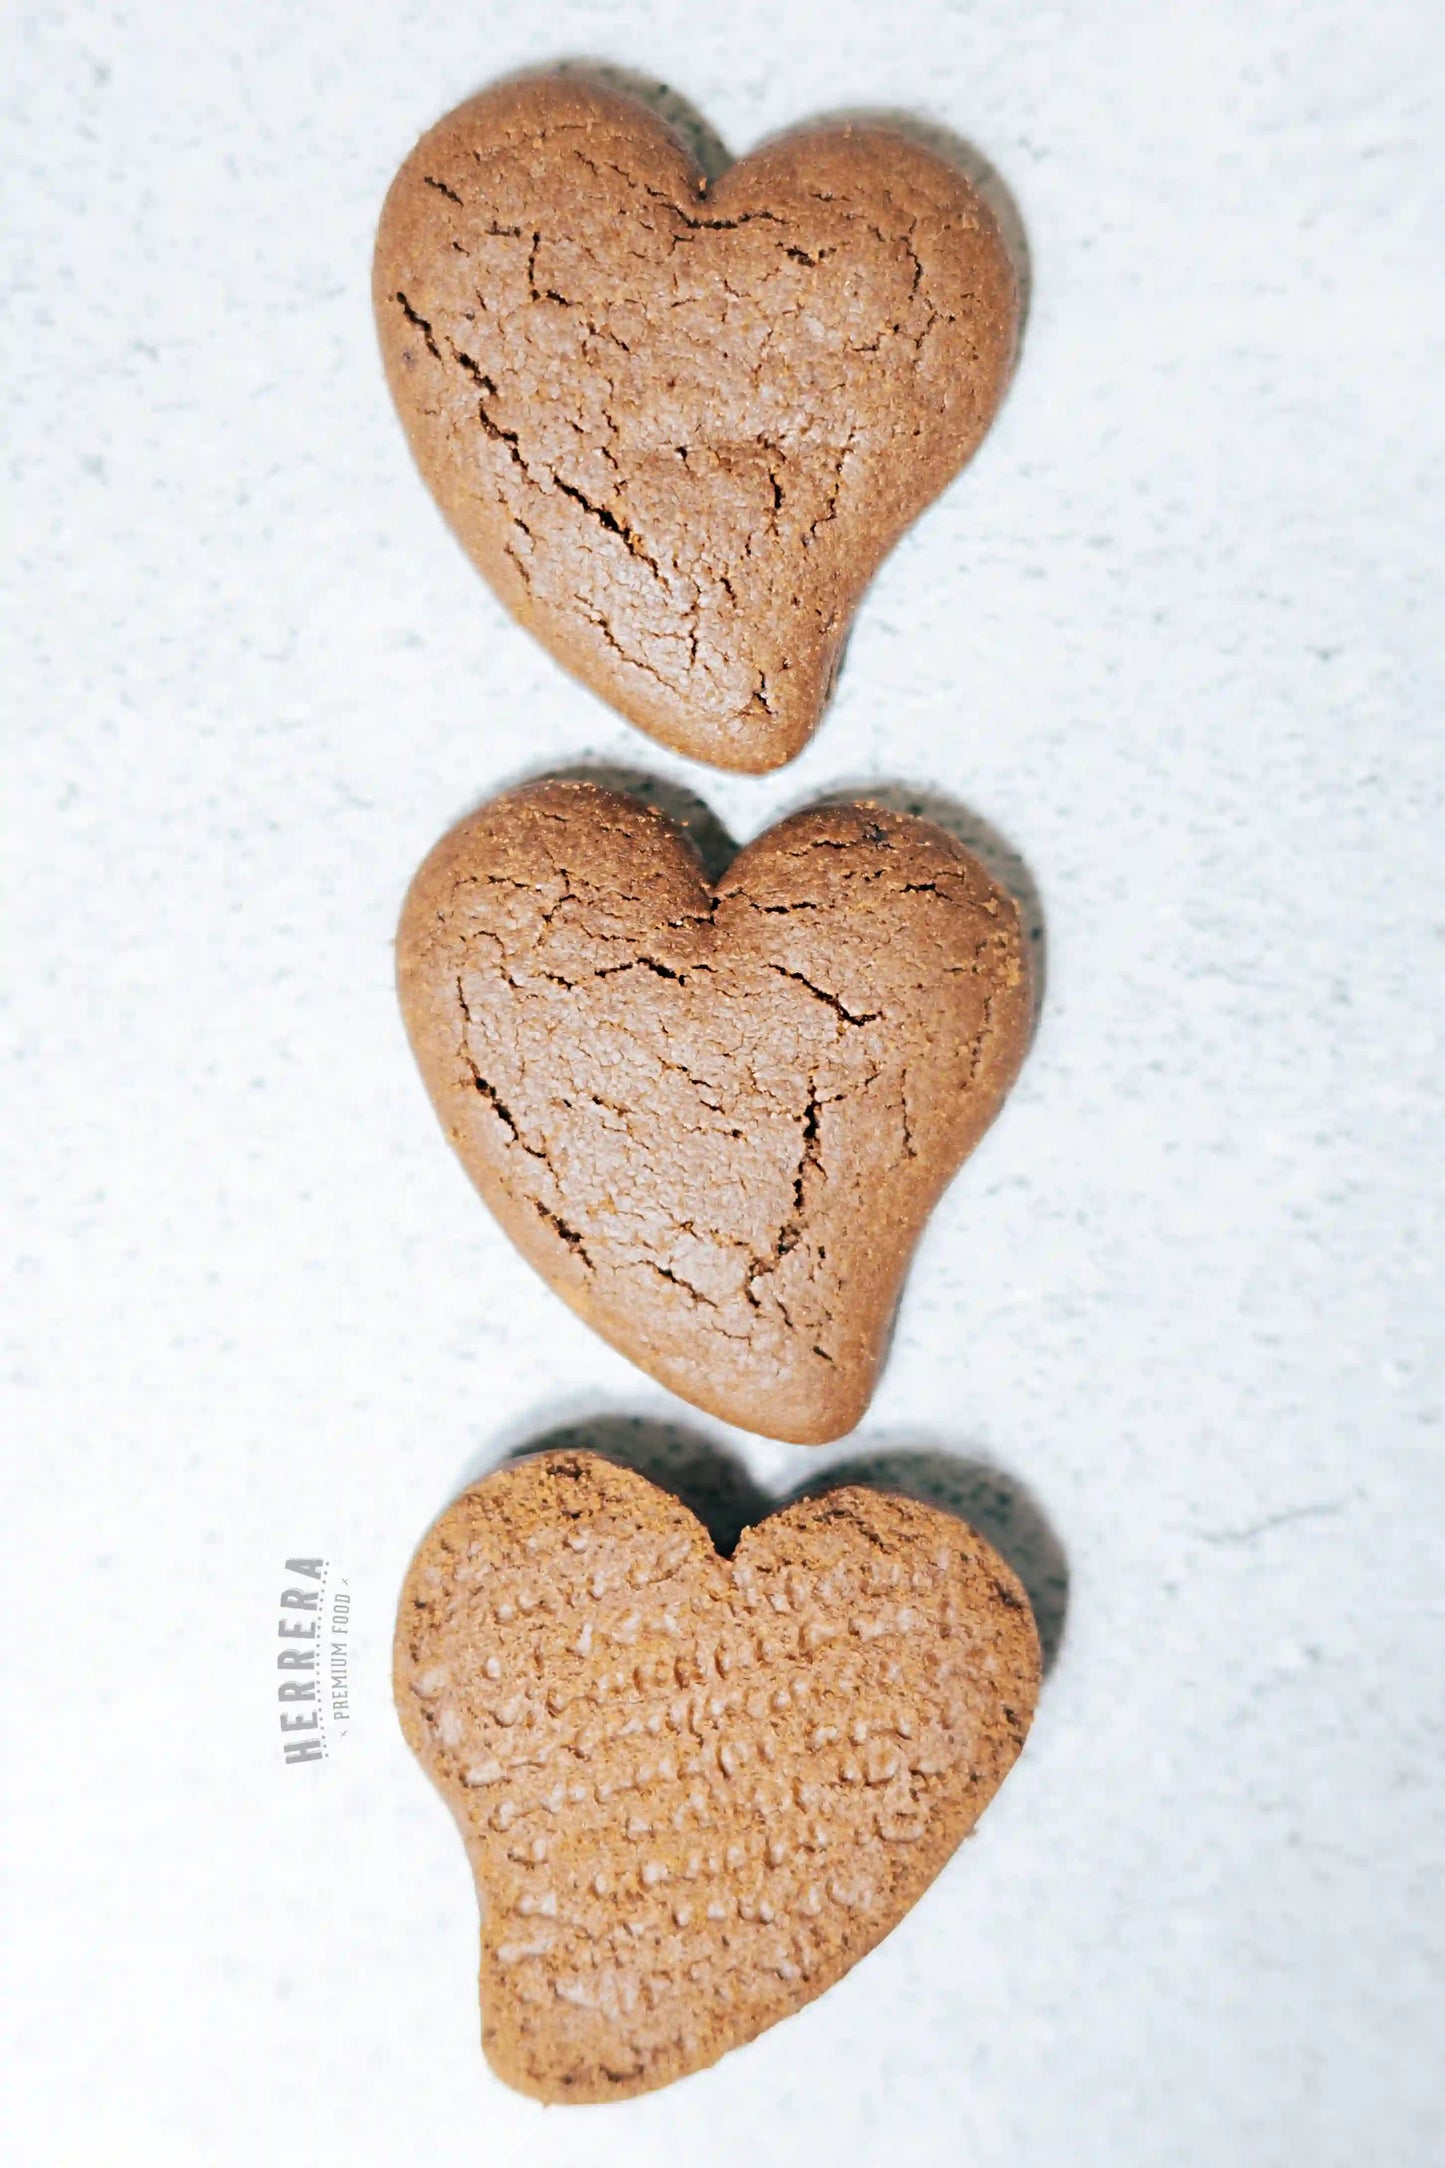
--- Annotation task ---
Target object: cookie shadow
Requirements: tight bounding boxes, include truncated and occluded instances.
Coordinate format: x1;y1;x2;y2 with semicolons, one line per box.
792;778;1047;1033
472;1413;1067;1675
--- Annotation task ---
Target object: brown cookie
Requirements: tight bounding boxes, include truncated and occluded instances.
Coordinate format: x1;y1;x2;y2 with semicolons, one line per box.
374;77;1018;771
396;1449;1040;2101
397;780;1030;1443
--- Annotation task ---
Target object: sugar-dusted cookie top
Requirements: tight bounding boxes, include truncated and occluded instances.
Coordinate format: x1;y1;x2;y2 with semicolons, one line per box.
375;77;1018;771
396;1450;1040;2100
396;779;1031;1441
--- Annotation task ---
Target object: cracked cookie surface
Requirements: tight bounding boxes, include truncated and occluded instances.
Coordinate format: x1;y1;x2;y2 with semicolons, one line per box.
397;1450;1039;2101
396;779;1031;1442
374;77;1018;771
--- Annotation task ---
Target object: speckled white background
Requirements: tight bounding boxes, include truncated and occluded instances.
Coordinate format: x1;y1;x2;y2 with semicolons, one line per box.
4;2;1443;2162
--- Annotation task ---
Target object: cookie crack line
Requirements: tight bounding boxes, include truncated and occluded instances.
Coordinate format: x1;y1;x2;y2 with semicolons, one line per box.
765;962;879;1027
455;975;551;1165
393;287;440;361
744;1080;827;1336
532;1200;594;1269
437;329;653;586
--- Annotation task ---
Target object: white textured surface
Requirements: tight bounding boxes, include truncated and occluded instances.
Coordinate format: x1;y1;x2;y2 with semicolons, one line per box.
3;2;1442;2162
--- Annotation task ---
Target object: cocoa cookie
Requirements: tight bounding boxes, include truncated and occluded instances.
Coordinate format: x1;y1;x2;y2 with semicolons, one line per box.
396;1449;1040;2102
374;77;1017;772
396;780;1030;1443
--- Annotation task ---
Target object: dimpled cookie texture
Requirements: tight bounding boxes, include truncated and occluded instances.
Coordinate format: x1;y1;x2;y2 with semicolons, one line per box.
396;780;1031;1444
396;1450;1040;2102
374;76;1018;772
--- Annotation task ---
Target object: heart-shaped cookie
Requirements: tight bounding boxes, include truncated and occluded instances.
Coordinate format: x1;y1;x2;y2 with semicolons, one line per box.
397;780;1030;1443
397;1449;1039;2101
374;78;1018;771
